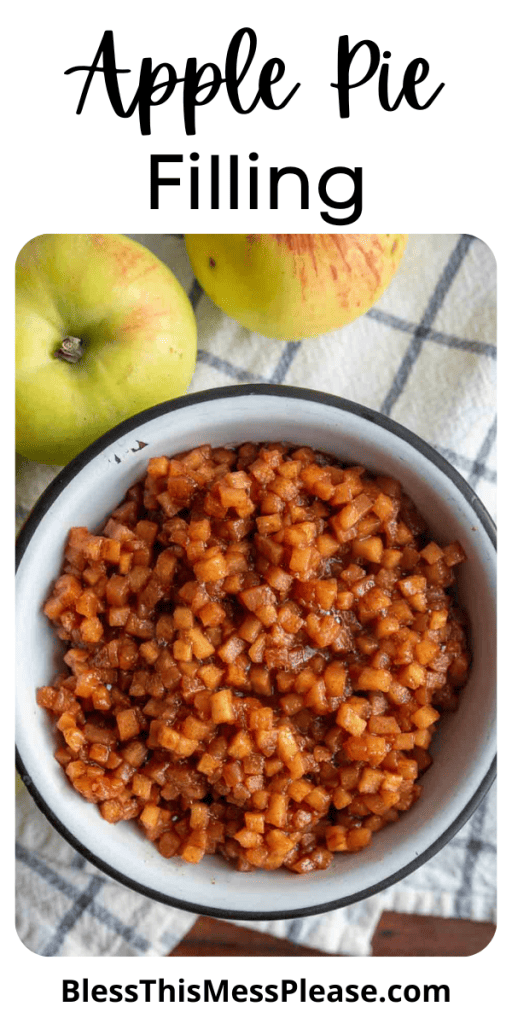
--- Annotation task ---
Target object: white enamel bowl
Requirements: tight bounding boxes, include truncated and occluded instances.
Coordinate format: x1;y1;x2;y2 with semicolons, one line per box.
16;385;496;920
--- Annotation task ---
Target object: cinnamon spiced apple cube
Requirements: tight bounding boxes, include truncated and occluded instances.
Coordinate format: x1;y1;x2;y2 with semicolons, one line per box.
368;714;400;735
304;786;331;813
197;601;226;627
336;702;367;735
325;825;348;851
181;715;210;742
374;615;400;640
442;541;466;566
187;626;216;660
172;638;192;662
116;708;141;741
147;455;170;478
264;565;294;593
352;536;384;563
139;803;160;830
91;685;111;712
180;839;206;864
132;773;153;800
358;767;384;793
233;827;261;849
299;462;333;497
103;604;126;629
157;832;181;858
256;513;283;535
194;548;229;582
171;607;192;632
61;726;85;754
137;640;159;666
197;664;224;690
266;829;297;855
243;812;264;834
189;802;210;831
289;546;318;575
125;613;154;640
345;826;372;852
411;705;440;729
380;770;404;792
196;752;221;776
305;613;341;648
288;779;314;802
248;706;273;731
344;734;389;767
79;616;103;643
354;667;393;692
397;662;426;689
254;728;278;756
314;579;338;611
265;793;288;828
210;689;236;724
217;634;246;664
331;786;352;810
227;729;253;759
303;678;329;714
288;752;307;779
276;725;299;765
415;638;441;666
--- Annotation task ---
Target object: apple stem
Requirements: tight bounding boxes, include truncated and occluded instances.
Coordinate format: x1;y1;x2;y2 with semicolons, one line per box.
55;336;84;363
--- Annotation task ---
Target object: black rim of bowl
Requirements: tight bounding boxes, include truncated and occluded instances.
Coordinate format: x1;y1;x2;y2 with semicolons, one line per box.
16;384;497;921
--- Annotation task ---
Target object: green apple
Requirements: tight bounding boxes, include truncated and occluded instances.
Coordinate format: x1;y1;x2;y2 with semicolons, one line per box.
16;234;197;465
185;234;407;339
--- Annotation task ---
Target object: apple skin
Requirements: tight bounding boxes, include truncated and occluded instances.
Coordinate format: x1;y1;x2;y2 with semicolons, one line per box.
185;234;407;340
16;234;197;465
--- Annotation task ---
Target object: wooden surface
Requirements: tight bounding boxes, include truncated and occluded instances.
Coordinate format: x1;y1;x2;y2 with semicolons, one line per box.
170;912;496;957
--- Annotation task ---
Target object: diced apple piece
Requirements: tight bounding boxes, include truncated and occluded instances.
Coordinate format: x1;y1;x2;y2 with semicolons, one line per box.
116;709;140;741
411;705;440;729
336;703;367;735
210;689;236;724
326;825;348;851
354;667;393;692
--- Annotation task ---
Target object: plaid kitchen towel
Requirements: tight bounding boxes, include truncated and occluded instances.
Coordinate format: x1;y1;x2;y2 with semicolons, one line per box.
16;234;496;956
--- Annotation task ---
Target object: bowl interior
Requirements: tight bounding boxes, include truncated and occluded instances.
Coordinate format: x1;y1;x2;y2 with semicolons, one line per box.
16;389;496;918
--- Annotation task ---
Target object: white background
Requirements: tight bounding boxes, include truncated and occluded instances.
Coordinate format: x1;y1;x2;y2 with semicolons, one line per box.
6;0;508;1018
5;0;507;240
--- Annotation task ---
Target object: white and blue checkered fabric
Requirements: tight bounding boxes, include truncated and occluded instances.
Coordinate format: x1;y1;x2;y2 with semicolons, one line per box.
16;234;496;956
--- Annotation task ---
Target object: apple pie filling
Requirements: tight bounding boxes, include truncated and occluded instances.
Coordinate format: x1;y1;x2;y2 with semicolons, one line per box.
38;442;470;873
